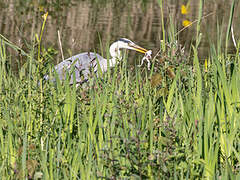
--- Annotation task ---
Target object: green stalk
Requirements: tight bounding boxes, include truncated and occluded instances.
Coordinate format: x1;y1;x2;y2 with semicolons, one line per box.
157;0;166;52
225;0;235;55
37;12;48;131
195;0;203;48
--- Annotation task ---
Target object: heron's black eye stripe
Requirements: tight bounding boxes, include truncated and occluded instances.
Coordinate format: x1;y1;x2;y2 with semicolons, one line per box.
119;38;131;44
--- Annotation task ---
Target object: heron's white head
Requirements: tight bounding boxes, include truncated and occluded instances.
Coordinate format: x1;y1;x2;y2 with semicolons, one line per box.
109;38;148;60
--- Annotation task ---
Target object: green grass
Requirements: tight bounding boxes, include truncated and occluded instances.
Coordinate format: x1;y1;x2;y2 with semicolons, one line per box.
1;2;240;179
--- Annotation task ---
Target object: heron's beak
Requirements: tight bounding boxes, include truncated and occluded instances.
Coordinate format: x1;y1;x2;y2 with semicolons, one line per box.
129;44;148;54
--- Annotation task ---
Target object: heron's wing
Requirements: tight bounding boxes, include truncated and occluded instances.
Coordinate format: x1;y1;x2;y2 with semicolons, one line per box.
53;52;106;84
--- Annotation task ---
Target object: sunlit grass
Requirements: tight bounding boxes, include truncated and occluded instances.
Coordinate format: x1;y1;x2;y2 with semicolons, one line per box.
0;1;240;179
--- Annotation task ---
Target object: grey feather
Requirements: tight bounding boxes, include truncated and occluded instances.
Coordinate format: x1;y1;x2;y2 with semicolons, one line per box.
44;52;106;85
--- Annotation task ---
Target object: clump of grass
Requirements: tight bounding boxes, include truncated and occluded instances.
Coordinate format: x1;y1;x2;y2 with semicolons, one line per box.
0;1;240;179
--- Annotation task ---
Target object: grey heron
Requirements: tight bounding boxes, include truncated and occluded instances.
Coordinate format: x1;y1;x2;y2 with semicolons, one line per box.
44;38;149;85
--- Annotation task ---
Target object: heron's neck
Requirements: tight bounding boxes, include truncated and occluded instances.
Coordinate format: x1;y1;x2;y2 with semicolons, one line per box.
107;57;116;67
109;41;122;61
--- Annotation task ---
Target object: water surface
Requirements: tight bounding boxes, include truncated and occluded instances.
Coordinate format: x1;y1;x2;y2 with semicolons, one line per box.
0;0;239;67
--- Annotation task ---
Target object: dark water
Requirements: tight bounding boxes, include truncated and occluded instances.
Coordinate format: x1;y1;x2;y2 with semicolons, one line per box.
0;0;239;67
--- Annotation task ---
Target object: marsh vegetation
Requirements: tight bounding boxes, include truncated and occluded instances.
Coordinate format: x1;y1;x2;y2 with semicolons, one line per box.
0;0;240;179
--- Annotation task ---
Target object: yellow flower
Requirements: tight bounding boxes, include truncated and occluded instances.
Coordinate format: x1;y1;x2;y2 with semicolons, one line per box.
181;5;189;15
204;59;208;72
182;20;192;27
39;5;44;12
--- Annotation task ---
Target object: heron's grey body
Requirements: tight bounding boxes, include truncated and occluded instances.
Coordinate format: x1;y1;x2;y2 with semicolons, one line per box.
53;52;107;84
44;38;148;85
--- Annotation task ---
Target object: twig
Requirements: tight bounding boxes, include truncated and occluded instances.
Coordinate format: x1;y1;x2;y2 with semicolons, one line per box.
175;12;214;36
153;49;161;60
231;24;240;56
58;30;64;62
231;26;237;49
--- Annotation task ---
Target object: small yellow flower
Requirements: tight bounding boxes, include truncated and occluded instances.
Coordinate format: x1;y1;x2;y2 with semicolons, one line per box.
181;5;189;15
182;20;192;27
204;59;208;72
39;5;44;12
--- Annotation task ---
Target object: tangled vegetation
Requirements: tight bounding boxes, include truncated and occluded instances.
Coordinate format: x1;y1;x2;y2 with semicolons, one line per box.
0;0;240;179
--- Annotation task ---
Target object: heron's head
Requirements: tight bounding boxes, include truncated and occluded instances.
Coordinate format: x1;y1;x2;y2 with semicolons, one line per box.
117;38;148;53
110;38;148;59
